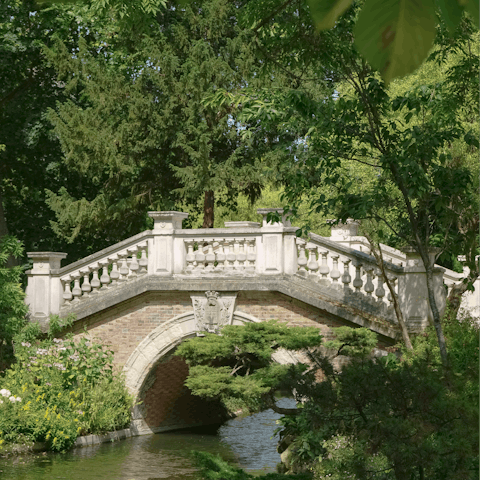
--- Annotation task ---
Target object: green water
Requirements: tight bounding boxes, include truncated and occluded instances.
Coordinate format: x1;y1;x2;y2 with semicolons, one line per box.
0;399;295;479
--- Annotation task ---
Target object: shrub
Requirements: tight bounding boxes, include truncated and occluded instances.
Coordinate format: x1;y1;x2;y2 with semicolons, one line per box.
0;236;28;368
0;334;134;452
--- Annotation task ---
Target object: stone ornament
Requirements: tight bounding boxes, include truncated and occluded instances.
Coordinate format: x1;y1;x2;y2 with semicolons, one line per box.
190;291;237;334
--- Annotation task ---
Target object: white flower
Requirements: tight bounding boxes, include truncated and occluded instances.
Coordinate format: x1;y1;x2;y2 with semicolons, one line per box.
15;397;21;402
9;396;16;403
0;389;11;397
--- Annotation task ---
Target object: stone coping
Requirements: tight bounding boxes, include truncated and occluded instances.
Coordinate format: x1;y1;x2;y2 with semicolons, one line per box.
58;273;401;341
73;428;134;448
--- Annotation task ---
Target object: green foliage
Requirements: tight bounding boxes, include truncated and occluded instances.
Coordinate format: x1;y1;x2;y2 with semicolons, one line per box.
45;0;273;235
0;0;113;262
0;236;28;366
306;0;478;83
0;334;134;452
323;327;378;357
175;321;322;415
191;450;313;480
276;316;479;479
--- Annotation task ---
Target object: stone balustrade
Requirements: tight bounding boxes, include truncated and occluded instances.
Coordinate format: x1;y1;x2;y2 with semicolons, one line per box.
27;209;472;331
296;233;402;306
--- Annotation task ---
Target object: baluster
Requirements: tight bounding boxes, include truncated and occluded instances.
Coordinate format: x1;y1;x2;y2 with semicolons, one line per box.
364;267;375;296
128;248;139;277
237;239;247;271
375;270;386;300
330;255;340;283
99;260;111;289
185;240;195;274
195;241;206;273
246;238;256;273
306;245;319;275
90;264;101;293
138;245;148;275
118;254;129;282
205;241;215;272
225;239;236;272
62;276;73;303
353;262;363;292
216;240;226;272
80;268;91;295
109;256;120;285
319;250;330;278
341;258;352;287
297;242;307;274
71;274;82;301
233;239;240;270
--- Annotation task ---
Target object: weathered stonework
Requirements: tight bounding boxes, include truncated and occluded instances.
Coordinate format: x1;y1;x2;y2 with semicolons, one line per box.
25;209;474;436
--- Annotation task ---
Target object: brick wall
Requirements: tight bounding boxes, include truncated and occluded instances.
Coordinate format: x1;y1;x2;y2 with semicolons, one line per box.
236;291;345;340
71;292;192;368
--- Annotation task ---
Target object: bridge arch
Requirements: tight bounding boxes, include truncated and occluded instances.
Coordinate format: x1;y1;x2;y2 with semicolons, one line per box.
125;310;263;434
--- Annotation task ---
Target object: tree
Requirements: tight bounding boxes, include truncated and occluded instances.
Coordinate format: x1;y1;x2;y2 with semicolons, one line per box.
45;0;276;236
219;5;478;368
177;317;478;480
0;236;28;368
276;314;479;479
174;320;323;416
0;0;130;261
48;0;479;84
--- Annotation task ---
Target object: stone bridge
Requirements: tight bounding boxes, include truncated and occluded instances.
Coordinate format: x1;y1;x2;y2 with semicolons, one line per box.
25;209;465;435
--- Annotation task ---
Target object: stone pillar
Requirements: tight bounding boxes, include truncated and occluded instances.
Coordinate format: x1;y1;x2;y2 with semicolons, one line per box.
399;247;445;332
25;252;67;327
147;211;188;276
257;208;298;275
329;219;360;245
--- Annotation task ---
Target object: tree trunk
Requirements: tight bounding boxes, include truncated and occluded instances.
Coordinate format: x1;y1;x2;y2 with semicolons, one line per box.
202;190;215;228
365;234;412;349
420;249;449;369
0;188;8;239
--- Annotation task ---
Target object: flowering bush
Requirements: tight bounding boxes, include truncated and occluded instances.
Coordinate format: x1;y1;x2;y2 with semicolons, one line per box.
0;335;133;452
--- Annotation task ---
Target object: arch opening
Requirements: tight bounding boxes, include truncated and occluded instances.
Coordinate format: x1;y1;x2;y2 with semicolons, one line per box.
126;311;259;435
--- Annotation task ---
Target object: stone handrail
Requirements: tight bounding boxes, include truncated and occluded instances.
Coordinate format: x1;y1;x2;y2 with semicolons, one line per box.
297;233;403;305
25;231;152;324
25;209;299;324
25;210;453;331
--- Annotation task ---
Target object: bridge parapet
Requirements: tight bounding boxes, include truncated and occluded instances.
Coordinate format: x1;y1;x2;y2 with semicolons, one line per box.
297;233;402;306
25;209;451;331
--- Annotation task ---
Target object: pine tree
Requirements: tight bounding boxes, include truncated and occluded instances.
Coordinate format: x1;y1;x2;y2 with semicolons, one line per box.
47;0;269;237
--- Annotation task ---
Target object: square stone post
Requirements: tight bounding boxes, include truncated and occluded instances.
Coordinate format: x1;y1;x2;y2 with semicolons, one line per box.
257;208;298;275
25;252;67;326
398;247;446;332
147;211;188;276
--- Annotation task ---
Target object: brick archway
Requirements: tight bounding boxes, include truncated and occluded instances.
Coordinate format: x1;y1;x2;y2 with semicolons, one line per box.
125;310;261;434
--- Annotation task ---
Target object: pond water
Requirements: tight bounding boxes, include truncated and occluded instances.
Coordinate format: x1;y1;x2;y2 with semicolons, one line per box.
0;398;296;480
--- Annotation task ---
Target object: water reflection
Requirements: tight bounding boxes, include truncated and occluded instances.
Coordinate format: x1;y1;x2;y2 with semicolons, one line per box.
0;398;295;480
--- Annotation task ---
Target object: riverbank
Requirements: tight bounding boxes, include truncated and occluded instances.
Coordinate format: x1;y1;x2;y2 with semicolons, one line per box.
0;401;296;479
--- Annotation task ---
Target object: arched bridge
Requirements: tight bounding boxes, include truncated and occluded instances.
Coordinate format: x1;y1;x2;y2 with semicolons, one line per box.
25;209;458;435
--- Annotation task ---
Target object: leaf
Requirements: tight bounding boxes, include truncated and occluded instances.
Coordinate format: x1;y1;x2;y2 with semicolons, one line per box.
354;0;437;84
436;0;465;34
462;0;480;27
307;0;354;30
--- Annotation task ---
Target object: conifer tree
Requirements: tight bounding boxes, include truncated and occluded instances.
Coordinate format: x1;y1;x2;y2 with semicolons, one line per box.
47;0;269;237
